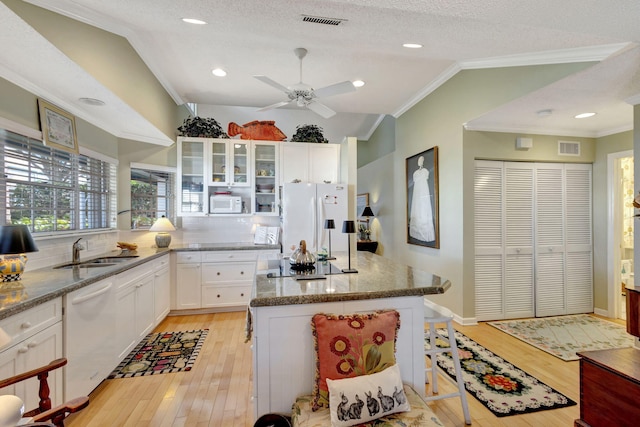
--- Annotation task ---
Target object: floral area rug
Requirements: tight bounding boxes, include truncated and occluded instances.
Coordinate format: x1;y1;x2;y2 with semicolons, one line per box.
108;329;208;379
488;314;634;361
426;329;576;417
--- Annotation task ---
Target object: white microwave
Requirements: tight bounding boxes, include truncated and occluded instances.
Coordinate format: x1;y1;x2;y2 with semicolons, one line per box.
210;195;242;213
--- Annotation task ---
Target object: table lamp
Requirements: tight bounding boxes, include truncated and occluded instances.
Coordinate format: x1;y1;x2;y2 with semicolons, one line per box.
0;225;39;283
341;220;358;273
149;216;176;248
360;205;375;241
324;219;336;260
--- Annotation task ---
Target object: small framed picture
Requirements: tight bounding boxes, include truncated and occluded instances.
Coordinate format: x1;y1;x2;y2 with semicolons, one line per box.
406;146;439;248
38;98;79;154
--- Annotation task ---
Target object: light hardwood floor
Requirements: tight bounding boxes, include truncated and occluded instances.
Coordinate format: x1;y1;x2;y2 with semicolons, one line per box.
66;312;620;427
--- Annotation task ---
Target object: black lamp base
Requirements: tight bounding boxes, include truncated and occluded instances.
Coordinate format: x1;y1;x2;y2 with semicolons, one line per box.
341;268;358;274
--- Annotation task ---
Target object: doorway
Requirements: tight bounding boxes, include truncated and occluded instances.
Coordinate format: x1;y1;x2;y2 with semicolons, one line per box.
609;151;633;320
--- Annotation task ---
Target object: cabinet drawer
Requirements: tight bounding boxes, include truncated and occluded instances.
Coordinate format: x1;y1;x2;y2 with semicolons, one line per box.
176;252;202;263
116;262;153;290
0;298;62;345
202;262;256;284
202;285;251;307
202;251;258;263
149;254;170;270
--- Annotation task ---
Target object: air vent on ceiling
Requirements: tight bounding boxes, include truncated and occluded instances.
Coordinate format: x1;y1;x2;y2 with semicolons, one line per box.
301;14;347;26
558;140;581;156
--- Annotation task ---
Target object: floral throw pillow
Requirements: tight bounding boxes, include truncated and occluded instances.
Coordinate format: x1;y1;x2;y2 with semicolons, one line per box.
310;310;401;411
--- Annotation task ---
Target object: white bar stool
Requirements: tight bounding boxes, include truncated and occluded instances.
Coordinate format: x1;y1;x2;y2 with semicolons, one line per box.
424;299;471;425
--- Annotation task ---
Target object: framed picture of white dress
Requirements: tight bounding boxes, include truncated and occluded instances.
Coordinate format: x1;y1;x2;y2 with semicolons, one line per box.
406;146;439;248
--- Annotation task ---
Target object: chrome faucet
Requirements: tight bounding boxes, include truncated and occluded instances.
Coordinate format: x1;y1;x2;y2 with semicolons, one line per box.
72;238;84;263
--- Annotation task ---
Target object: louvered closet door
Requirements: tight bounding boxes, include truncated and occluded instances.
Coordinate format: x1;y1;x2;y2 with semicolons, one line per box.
535;163;566;317
504;163;535;318
565;164;593;314
474;161;504;321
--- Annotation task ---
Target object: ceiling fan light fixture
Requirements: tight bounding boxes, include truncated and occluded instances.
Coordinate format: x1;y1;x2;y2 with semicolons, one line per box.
403;43;423;49
182;18;207;25
575;112;596;119
353;80;365;88
212;68;227;77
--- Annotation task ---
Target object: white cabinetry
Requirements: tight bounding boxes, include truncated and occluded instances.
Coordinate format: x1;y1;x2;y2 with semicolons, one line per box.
175;252;202;309
115;262;155;361
0;298;63;407
201;251;257;308
153;255;171;325
253;142;279;215
280;142;340;184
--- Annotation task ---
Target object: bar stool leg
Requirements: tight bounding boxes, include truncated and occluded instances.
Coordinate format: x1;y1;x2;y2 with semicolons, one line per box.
445;321;471;425
427;322;439;394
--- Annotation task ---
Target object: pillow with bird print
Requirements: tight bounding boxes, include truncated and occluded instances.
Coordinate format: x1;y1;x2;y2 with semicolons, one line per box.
310;310;400;411
326;364;411;427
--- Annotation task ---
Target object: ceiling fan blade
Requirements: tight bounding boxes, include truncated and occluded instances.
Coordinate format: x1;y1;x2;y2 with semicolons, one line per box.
254;75;290;93
256;100;292;112
313;81;356;99
306;100;336;118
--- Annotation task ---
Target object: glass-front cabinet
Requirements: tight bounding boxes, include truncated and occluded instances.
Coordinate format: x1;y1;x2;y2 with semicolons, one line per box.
178;137;281;216
253;142;279;215
209;140;250;187
178;138;206;215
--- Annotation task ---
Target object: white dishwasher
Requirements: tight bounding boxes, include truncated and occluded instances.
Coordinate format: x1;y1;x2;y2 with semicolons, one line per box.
64;277;116;399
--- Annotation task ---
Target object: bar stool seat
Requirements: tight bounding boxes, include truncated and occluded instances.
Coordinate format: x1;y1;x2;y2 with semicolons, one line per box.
424;299;471;425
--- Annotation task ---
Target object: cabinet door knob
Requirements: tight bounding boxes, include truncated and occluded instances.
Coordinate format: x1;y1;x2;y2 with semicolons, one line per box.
217;272;221;276
18;347;28;354
241;293;244;297
21;322;31;329
217;294;221;298
240;271;244;275
27;341;37;348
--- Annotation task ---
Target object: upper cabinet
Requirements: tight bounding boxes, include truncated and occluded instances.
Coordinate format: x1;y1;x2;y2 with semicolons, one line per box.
280;142;340;184
210;140;251;187
177;138;340;217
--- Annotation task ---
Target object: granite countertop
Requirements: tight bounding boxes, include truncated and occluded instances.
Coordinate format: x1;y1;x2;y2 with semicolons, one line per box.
0;243;279;320
250;251;451;307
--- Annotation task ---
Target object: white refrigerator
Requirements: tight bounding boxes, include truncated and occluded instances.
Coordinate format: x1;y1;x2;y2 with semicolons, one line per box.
281;182;349;256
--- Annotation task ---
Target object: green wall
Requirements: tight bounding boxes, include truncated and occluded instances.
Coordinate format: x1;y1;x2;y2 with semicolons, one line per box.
358;115;396;168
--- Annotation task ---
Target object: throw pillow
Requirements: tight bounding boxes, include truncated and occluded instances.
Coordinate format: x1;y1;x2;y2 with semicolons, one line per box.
327;364;411;427
310;310;401;411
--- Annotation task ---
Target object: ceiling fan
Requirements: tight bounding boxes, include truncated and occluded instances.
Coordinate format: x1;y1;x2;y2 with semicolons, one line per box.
254;47;356;118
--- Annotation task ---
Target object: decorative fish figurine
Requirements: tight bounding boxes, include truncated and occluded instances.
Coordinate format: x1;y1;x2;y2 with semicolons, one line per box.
228;120;287;141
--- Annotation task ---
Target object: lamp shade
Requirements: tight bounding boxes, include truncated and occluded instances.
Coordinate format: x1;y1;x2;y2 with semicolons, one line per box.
324;219;335;230
361;206;375;218
149;216;176;232
342;220;356;234
0;225;38;255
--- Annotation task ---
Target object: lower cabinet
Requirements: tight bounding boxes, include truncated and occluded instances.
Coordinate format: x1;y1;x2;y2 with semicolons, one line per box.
175;252;202;310
154;257;171;324
0;298;63;407
201;260;255;308
115;262;155;362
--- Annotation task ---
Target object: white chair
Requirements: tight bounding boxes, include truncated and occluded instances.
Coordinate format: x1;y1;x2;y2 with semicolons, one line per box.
424;299;471;425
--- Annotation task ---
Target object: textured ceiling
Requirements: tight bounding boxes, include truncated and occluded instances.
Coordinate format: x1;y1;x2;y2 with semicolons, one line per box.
4;0;640;142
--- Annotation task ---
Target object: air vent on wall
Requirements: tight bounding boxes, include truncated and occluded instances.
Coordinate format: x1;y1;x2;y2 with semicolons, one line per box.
558;140;581;156
301;14;347;26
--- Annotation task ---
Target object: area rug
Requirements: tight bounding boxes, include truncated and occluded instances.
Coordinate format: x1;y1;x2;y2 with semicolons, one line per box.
108;329;208;379
488;315;634;361
426;329;576;417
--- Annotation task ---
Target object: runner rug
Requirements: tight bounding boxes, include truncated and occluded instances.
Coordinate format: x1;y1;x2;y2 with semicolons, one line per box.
108;329;208;379
426;329;576;417
488;314;634;361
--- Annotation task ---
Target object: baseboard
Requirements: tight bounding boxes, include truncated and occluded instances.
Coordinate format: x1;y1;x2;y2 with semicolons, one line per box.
593;307;610;318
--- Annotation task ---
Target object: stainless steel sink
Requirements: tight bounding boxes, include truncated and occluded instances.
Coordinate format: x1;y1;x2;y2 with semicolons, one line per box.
53;255;139;269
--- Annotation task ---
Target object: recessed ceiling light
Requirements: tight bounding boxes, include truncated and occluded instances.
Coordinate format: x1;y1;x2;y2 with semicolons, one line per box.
212;68;227;77
575;112;596;119
403;43;423;49
182;18;207;25
353;80;365;88
78;97;105;106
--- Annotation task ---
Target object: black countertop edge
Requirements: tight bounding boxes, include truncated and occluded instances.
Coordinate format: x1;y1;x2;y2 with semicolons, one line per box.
249;282;451;308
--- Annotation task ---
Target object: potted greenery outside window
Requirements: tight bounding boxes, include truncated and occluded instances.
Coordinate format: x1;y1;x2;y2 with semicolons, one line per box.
177;116;229;138
290;124;328;143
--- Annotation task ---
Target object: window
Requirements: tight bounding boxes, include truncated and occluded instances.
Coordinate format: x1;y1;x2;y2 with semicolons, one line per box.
0;129;116;233
130;164;176;230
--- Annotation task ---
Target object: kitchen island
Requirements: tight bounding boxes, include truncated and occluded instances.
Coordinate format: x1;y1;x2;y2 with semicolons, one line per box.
249;251;450;419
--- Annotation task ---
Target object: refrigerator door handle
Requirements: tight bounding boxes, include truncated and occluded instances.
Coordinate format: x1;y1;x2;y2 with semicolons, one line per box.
312;194;318;250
